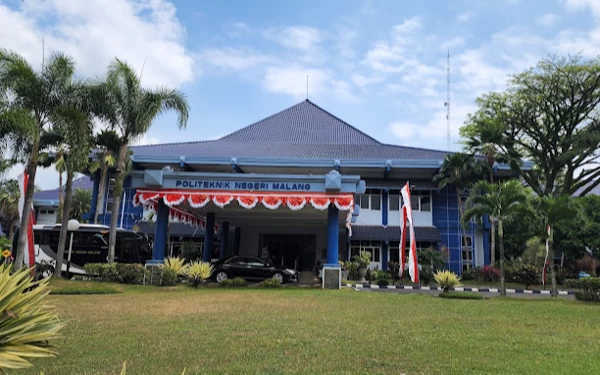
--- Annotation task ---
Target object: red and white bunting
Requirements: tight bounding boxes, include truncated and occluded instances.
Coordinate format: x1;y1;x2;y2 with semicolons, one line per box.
132;189;355;235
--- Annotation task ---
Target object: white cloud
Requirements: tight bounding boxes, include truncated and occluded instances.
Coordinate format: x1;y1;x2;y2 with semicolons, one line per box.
564;0;600;18
351;74;383;88
263;26;322;51
0;0;195;88
441;37;465;51
202;48;274;70
263;66;357;102
335;25;358;59
457;11;474;23
536;13;559;26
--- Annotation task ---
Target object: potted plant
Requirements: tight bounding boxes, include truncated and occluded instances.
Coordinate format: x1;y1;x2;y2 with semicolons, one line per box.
339;261;350;280
352;251;372;282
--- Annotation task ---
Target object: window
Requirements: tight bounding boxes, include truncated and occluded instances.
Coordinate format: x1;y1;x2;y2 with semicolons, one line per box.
226;256;246;265
462;236;473;271
106;179;115;214
350;240;381;262
359;189;381;211
246;257;266;267
389;191;400;211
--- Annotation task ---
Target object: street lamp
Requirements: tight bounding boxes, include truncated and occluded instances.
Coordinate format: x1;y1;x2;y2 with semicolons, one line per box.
66;219;80;278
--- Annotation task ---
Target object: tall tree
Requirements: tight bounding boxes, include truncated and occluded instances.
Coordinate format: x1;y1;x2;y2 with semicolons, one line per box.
88;129;120;224
461;118;508;184
103;58;189;263
0;179;20;243
434;153;484;268
52;86;95;278
463;180;531;296
0;49;76;268
70;188;92;222
533;196;579;297
464;55;600;197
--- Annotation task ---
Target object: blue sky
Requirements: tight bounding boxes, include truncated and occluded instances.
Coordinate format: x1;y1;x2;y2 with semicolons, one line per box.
2;0;600;188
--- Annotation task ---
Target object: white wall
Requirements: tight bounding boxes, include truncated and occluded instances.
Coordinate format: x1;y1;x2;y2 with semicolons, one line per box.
387;210;432;226
36;207;57;225
475;229;484;267
354;209;381;225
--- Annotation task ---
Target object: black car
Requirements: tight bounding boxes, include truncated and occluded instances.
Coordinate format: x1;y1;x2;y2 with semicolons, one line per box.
212;256;298;284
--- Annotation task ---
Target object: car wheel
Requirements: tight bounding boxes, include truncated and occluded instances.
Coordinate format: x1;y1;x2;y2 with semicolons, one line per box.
272;272;284;284
216;271;229;283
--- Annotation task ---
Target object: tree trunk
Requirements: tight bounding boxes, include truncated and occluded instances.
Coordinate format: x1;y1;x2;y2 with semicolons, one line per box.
57;172;63;224
8;219;16;244
15;137;40;269
93;161;108;224
108;143;128;264
549;239;558;297
54;171;74;278
498;220;506;297
456;187;469;270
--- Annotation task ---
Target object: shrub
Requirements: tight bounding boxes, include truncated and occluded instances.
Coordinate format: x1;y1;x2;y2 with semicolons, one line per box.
347;261;359;280
259;277;282;288
160;268;178;287
34;261;55;281
352;251;371;268
115;264;147;285
460;267;479;281
84;263;119;282
220;277;248;288
387;261;401;281
565;277;600;302
371;270;391;286
185;261;214;287
481;266;501;282
439;291;484;300
163;256;188;275
420;266;433;285
513;265;540;289
0;264;65;369
50;284;121;295
434;270;461;292
181;241;202;262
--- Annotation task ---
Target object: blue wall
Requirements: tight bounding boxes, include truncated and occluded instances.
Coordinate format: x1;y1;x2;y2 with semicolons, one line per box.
95;175;144;230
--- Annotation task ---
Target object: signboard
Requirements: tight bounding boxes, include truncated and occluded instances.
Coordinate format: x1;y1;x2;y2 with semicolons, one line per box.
173;179;314;192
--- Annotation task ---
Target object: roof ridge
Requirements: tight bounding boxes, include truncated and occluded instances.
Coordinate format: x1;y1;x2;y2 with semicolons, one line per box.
130;139;216;148
303;100;381;145
379;142;451;154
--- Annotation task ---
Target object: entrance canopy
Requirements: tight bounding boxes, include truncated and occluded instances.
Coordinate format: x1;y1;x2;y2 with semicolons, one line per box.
133;189;356;233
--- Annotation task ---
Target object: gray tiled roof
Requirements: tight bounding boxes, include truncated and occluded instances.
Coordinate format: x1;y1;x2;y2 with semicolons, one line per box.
351;225;441;242
364;179;439;190
33;176;94;201
130;100;449;161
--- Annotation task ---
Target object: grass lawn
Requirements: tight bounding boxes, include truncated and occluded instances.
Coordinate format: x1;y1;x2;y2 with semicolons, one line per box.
24;282;600;374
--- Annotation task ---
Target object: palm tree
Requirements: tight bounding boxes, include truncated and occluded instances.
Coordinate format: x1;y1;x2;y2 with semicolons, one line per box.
0;49;76;268
463;180;531;296
88;130;120;224
434;153;480;270
52;89;96;278
461;117;508;184
0;179;20;243
70;188;92;221
102;58;189;263
533;196;579;297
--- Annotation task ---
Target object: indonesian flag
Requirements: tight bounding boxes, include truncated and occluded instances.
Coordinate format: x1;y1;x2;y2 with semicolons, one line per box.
17;170;36;267
400;182;419;284
542;224;551;285
399;206;407;278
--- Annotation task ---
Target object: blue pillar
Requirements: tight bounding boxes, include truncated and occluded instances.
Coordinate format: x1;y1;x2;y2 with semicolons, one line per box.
220;221;229;260
89;172;100;220
382;241;389;271
382;189;388;226
153;200;169;262
203;212;215;262
326;205;340;267
234;227;241;255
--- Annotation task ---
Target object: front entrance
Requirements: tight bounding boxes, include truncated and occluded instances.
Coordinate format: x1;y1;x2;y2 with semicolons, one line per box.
259;234;317;271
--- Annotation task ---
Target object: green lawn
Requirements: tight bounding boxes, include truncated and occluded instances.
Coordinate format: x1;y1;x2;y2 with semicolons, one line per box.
25;282;600;374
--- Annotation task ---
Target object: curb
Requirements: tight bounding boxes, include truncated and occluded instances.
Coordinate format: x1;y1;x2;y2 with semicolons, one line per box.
343;284;575;295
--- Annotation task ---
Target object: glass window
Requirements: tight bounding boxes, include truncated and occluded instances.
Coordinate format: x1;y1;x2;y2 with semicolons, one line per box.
420;196;431;212
371;192;381;211
410;195;419;210
227;256;246;265
389;191;400;211
359;195;369;210
246;257;266;267
462;236;473;248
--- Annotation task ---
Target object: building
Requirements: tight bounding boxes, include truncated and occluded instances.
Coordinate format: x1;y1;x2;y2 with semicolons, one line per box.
33;176;93;224
87;100;509;274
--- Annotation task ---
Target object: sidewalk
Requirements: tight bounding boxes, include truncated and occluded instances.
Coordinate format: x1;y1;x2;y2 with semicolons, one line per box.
343;282;576;296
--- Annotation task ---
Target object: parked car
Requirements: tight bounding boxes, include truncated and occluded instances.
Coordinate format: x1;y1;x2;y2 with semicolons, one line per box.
212;256;298;284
